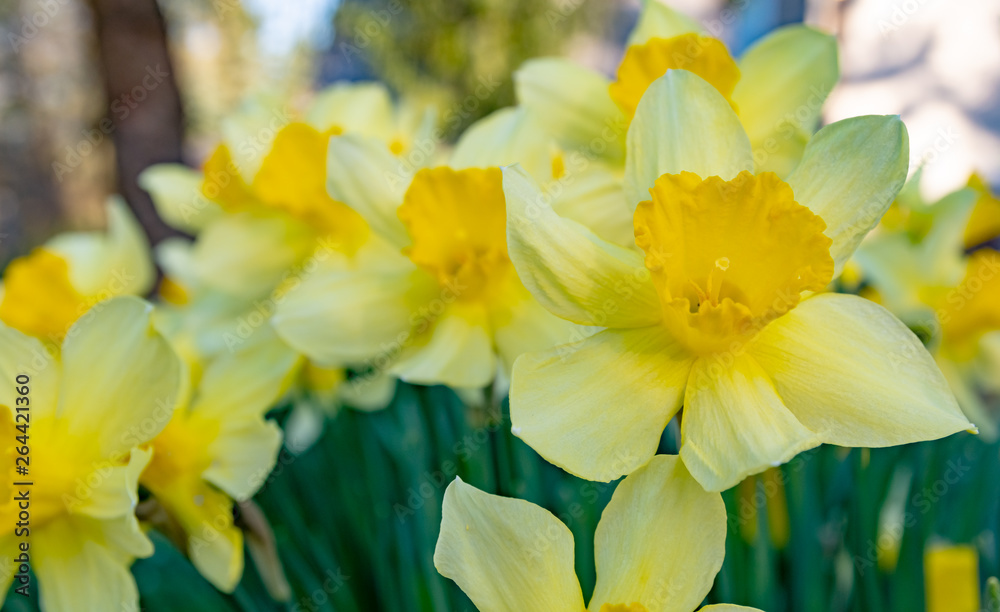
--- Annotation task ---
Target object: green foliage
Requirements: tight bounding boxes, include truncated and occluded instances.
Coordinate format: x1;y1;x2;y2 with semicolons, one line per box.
332;0;617;137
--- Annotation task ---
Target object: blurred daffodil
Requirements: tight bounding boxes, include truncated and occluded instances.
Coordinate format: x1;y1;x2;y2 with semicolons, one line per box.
0;198;154;344
139;81;433;300
504;70;973;492
435;454;759;612
855;175;1000;439
140;338;298;592
515;0;838;176
964;173;1000;249
0;297;181;611
924;544;981;612
273;108;608;389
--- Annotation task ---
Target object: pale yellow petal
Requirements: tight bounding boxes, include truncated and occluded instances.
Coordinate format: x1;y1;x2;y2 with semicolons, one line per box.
307;81;394;137
190;335;298;421
47;197;155;298
681;353;819;492
139;164;223;233
392;301;497;389
60;297;182;454
434;477;585;612
749;293;974;447
786;115;909;275
34;519;141;612
204;419;282;501
732;25;838;176
190;521;244;593
159;480;243;592
450;107;553;182
624;70;753;209
191;212;315;298
273;261;419;365
327;133;411;248
503;165;661;328
71;445;151;521
552;165;634;248
627;0;702;46
589;455;726;612
492;289;578;375
0;321;59;421
511;326;694;482
514;58;626;163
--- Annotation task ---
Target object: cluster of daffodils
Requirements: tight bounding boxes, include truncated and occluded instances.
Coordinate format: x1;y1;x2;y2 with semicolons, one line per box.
0;1;991;610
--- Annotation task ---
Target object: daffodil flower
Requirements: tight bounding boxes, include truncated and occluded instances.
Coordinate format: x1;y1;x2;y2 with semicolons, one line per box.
515;0;838;176
140;337;298;592
273;108;602;389
0;297;181;611
0;198;153;344
434;454;759;612
504;70;974;492
139;82;432;300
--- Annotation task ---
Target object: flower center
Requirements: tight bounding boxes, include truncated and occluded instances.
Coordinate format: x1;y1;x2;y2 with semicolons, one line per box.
635;171;834;355
609;33;741;120
398;166;512;302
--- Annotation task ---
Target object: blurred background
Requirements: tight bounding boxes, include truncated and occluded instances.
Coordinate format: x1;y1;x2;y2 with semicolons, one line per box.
1;0;998;265
1;1;999;611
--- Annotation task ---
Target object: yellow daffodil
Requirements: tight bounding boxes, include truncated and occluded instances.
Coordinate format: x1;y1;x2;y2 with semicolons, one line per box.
435;454;759;612
504;70;974;492
0;198;154;344
0;297;181;611
515;0;838;176
140;337;298;592
856;178;1000;439
139;81;432;301
272;107;603;389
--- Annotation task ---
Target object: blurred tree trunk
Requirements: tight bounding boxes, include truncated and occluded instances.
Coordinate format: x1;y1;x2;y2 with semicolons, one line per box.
85;0;185;246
